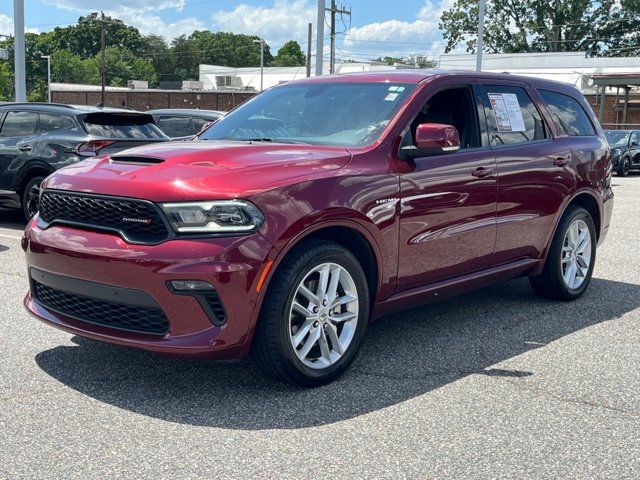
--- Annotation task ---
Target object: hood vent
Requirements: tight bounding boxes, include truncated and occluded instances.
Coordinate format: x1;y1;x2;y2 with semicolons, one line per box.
110;156;165;165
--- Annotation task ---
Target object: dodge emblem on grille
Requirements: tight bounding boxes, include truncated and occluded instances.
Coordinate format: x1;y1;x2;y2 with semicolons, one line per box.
122;217;152;224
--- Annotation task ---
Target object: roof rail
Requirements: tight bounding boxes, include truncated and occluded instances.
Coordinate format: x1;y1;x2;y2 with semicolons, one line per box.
0;102;77;109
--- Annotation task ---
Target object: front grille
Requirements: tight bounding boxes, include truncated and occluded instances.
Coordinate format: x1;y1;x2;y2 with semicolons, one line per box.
39;190;169;244
33;281;169;335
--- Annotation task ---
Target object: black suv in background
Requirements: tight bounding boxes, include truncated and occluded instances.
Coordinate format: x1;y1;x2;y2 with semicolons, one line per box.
0;103;169;218
147;109;225;140
605;129;640;176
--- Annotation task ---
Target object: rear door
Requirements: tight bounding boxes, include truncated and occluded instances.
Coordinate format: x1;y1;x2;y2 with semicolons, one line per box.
478;83;575;264
629;131;640;165
0;110;39;191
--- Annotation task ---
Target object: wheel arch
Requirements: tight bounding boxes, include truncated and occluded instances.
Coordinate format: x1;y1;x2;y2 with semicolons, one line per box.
533;189;602;276
18;164;53;197
245;219;385;350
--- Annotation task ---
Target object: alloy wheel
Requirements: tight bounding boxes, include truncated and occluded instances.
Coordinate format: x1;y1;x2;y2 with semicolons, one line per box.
561;219;592;290
288;262;359;369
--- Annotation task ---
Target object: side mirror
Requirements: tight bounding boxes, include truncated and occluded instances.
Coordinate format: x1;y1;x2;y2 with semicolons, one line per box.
400;123;461;158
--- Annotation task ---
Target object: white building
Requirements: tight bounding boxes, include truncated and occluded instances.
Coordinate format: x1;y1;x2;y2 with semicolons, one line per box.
437;52;640;93
199;62;405;91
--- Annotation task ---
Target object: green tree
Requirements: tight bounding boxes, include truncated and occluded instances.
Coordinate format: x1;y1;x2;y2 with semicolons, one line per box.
440;0;640;56
98;47;157;87
0;62;13;100
51;50;99;84
271;40;306;66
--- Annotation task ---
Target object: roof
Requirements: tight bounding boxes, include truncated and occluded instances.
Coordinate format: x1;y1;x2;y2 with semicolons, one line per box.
146;109;225;118
0;102;141;115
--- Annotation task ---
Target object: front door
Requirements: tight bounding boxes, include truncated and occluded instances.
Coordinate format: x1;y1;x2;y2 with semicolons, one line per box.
397;85;498;291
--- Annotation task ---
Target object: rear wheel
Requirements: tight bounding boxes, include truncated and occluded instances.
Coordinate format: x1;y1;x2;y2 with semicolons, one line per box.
617;157;631;177
21;176;44;220
252;240;369;387
530;206;596;301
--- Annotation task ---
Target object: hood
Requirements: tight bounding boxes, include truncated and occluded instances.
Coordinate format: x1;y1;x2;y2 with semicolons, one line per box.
43;141;351;201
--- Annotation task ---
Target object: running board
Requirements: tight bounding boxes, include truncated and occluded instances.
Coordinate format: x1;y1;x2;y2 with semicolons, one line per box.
373;258;540;319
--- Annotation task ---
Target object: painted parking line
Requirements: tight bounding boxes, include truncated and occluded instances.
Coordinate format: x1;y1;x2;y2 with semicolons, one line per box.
0;233;22;241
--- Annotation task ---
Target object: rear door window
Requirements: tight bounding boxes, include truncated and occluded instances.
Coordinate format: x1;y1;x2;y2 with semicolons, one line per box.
0;111;39;137
538;90;595;136
82;113;166;139
38;113;76;133
157;116;195;137
481;85;547;146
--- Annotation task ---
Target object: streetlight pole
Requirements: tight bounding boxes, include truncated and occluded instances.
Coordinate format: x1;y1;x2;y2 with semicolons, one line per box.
13;0;26;101
41;55;51;103
476;0;486;71
253;39;265;91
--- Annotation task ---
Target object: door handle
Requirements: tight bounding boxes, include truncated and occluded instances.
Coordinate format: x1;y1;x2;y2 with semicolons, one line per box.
18;144;32;152
553;155;570;167
472;167;494;178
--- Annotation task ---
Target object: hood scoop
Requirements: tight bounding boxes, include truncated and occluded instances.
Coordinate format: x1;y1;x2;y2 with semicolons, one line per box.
110;155;165;165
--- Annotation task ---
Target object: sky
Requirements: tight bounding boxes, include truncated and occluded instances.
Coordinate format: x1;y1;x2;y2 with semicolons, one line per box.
0;0;457;61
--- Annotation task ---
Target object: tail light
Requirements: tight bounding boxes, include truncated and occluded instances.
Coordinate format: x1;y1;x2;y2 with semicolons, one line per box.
73;140;115;156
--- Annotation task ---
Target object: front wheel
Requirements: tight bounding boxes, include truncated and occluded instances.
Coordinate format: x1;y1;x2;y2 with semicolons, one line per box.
530;206;596;301
252;240;369;387
617;157;631;177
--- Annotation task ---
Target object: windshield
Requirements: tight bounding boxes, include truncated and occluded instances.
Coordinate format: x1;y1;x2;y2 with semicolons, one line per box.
198;82;415;147
605;130;630;147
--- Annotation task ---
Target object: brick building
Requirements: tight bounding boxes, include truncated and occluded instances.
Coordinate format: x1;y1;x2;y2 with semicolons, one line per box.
50;83;255;112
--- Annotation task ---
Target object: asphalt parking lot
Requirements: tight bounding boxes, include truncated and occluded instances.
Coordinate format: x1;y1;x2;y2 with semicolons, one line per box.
1;178;639;479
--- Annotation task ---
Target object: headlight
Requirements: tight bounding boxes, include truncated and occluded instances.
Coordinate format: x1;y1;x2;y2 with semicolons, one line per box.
612;148;622;157
160;200;264;234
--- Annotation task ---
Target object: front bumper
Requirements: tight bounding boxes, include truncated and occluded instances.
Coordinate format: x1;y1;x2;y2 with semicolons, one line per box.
23;218;274;358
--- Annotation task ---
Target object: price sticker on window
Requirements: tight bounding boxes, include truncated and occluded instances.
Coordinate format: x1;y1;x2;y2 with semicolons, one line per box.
488;93;526;132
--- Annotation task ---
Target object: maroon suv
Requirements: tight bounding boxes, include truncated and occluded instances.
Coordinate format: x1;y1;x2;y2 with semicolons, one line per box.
23;71;613;386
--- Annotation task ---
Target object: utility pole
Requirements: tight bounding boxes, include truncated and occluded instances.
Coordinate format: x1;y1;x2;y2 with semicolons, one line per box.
97;12;113;107
13;0;26;101
306;23;312;77
315;0;325;76
253;38;265;91
327;1;351;74
41;55;51;103
476;0;486;71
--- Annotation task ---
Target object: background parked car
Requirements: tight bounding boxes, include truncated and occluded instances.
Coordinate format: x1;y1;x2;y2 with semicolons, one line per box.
147;109;225;140
0;103;170;219
605;129;640;176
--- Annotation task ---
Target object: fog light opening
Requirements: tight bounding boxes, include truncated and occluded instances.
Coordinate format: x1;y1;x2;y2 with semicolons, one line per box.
169;280;216;292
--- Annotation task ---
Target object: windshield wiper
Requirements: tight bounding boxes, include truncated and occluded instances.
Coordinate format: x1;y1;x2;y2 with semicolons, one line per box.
237;137;274;142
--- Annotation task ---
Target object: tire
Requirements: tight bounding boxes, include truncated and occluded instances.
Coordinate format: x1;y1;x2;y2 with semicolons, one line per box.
530;205;596;301
21;176;44;221
617;157;630;177
252;239;370;387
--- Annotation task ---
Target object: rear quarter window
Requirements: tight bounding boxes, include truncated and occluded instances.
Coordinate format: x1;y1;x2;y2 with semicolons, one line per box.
538;90;596;136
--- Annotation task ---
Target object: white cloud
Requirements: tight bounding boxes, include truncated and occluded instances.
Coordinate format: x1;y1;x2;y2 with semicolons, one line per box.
340;0;454;61
1;13;40;35
212;0;315;48
41;0;198;40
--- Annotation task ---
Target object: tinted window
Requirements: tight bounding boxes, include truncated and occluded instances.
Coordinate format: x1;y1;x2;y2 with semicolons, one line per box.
483;86;547;146
38;113;76;132
605;130;630;147
200;82;416;147
82;113;166;139
630;131;639;146
539;90;595;136
157;116;194;137
192;117;211;132
0;111;38;137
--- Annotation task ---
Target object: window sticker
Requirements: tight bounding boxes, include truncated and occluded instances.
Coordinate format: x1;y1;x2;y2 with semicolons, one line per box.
384;93;399;101
388;86;405;92
488;93;526;132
